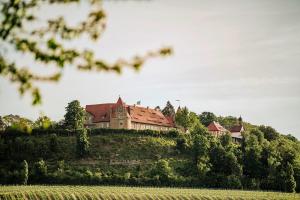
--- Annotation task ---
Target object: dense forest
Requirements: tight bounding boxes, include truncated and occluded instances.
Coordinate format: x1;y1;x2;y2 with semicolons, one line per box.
0;100;299;193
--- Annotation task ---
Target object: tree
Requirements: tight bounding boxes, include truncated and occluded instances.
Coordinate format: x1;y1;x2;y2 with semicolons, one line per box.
258;125;279;141
34;115;52;129
176;134;188;152
242;133;263;179
190;122;210;137
285;163;296;193
64;100;85;130
151;159;173;182
4;115;34;133
175;107;201;132
192;134;211;178
175;106;190;132
217;116;238;129
20;160;28;185
76;128;90;158
49;134;58;154
34;159;47;182
162;101;175;118
0;0;172;105
199;112;217;127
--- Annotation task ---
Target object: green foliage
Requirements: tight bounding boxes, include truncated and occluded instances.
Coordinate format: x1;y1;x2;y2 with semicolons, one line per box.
35;115;52;129
199;112;217;127
258;125;279;141
242;132;263;178
33;159;47;182
0;120;298;192
76;129;90;158
217;116;239;129
176;107;201;132
49;134;58;154
285;163;296;193
3;115;34;134
190;122;210;137
192;134;211;178
162;101;175;117
64;100;85;130
151;159;173;182
176;135;189;153
0;0;172;105
175;107;191;131
20;160;28;185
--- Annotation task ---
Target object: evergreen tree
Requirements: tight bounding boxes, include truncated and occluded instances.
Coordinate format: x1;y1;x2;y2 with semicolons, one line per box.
285;163;296;193
20;160;28;185
76;129;90;158
162;101;175;118
64;100;85;130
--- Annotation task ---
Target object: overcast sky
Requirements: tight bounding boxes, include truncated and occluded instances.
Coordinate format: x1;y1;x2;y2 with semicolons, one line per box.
0;0;300;138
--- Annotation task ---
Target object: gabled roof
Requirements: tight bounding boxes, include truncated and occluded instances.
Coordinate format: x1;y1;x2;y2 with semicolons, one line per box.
86;98;175;127
207;121;227;132
230;125;244;133
86;103;114;122
129;105;174;127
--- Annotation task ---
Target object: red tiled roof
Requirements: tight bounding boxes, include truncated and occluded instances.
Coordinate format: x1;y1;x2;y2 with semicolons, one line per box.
86;98;174;127
207;121;227;132
230;125;244;133
128;106;174;127
86;103;114;123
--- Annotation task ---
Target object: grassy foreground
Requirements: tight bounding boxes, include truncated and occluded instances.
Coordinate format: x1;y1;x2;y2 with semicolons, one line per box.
0;186;299;200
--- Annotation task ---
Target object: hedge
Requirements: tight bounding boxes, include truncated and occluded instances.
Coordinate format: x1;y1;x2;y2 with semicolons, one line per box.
0;128;181;138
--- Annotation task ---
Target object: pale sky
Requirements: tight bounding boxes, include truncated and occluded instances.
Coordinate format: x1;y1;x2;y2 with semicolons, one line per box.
1;0;300;138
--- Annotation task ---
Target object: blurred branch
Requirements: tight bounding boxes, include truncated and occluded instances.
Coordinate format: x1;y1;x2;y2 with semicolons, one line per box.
0;0;173;105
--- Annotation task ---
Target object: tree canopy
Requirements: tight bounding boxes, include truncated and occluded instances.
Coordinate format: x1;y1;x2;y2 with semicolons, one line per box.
162;101;175;118
64;100;85;130
199;112;217;127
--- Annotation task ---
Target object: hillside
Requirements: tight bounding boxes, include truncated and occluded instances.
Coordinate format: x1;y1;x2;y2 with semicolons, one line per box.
0;132;193;185
0;127;299;192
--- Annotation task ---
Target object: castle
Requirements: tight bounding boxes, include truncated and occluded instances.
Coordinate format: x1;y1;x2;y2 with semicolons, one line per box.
85;97;175;131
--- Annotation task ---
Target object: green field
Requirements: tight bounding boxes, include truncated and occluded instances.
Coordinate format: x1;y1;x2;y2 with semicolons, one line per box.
0;186;299;200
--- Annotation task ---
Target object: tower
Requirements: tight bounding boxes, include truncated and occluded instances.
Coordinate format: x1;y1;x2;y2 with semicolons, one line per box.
110;97;131;129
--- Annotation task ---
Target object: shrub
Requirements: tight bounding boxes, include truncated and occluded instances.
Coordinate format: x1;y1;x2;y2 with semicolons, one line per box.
176;135;188;152
20;160;28;185
33;159;47;183
76;129;90;158
225;175;242;189
49;134;58;154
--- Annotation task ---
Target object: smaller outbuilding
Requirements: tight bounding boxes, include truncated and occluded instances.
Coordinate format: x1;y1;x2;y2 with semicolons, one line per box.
207;121;227;136
207;120;244;143
229;125;244;143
